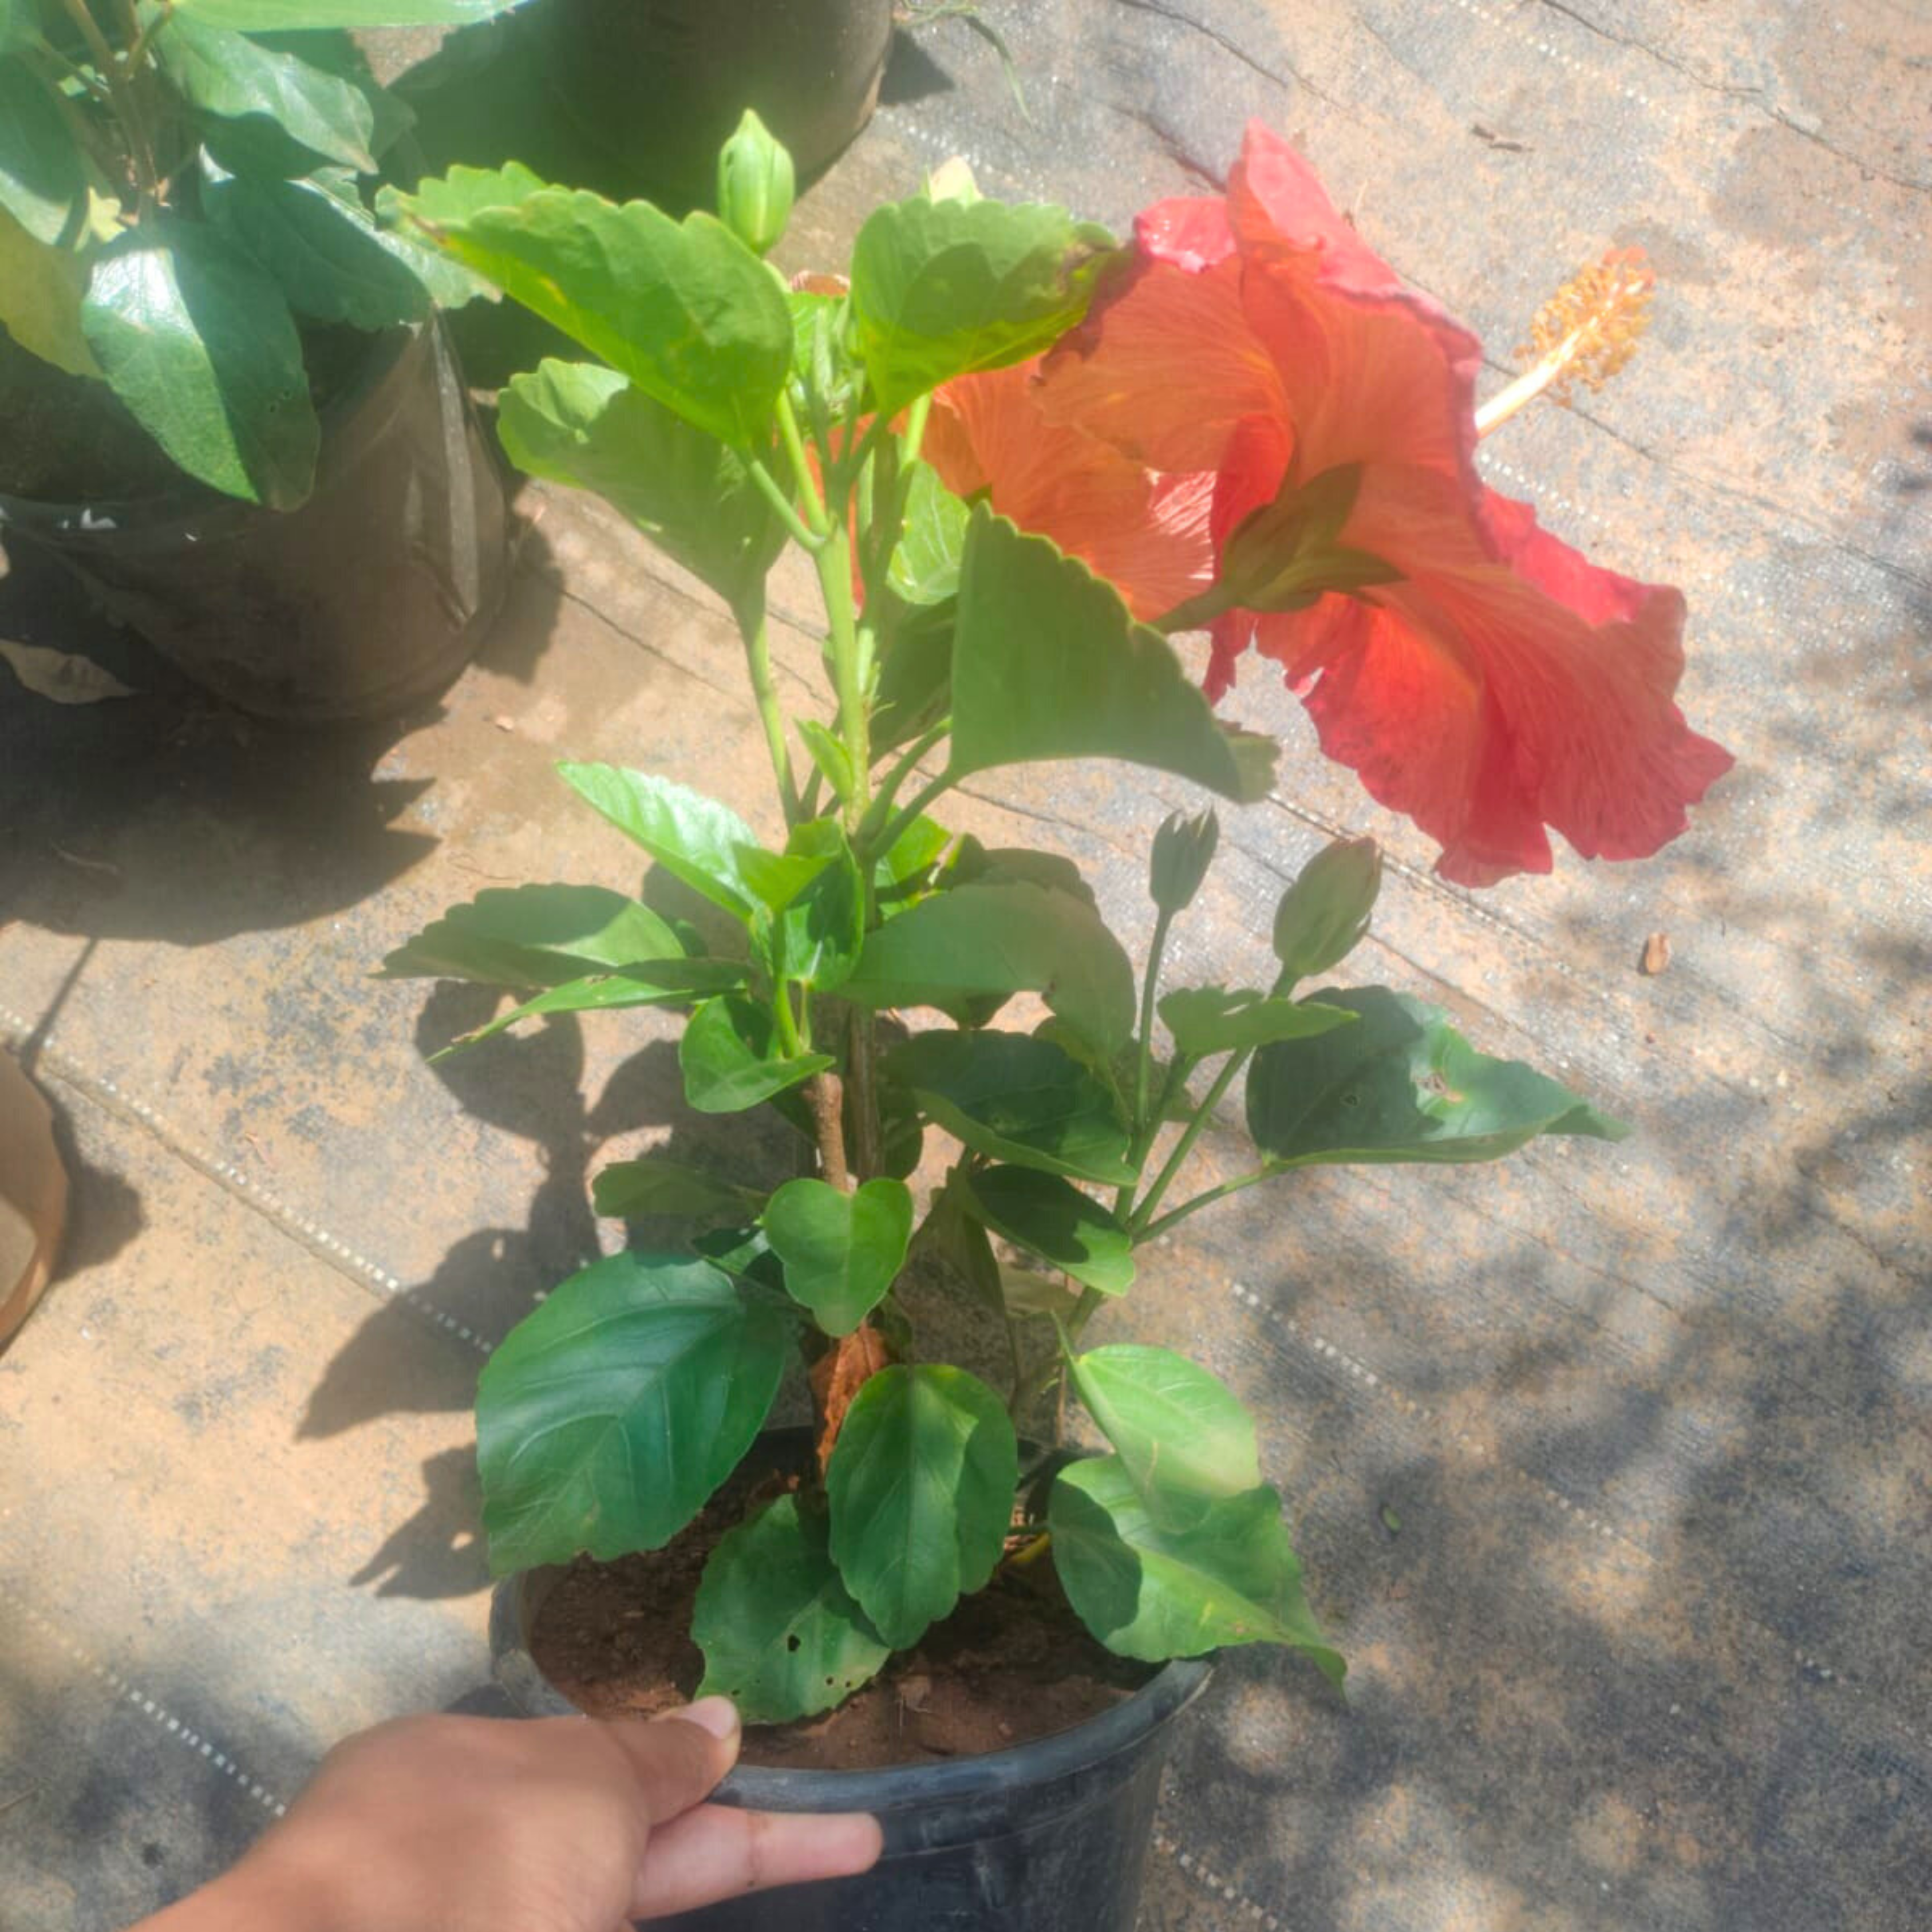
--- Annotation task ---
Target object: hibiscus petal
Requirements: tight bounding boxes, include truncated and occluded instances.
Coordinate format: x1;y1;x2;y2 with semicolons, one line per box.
1036;258;1285;475
1135;192;1234;270
926;362;1215;620
1235;473;1731;884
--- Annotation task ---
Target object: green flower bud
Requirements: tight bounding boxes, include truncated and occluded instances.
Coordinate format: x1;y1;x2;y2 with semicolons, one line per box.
1149;807;1220;914
717;109;795;256
1271;835;1381;981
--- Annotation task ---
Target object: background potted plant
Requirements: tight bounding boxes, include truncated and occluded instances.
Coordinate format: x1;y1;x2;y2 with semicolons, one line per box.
381;115;1729;1931
0;0;528;720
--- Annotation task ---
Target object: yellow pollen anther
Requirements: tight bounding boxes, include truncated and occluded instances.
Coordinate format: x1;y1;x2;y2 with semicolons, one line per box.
1474;247;1656;438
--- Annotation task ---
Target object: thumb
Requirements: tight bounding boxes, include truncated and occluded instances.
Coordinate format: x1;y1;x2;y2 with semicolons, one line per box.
600;1697;743;1826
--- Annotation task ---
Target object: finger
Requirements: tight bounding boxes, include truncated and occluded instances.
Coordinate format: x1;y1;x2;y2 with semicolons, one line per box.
590;1700;742;1827
630;1803;884;1920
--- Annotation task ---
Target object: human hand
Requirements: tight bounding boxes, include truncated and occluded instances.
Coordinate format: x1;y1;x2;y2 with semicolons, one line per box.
137;1699;882;1931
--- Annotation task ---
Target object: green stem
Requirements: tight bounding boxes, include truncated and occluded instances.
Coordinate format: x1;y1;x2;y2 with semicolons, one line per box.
1133;908;1175;1135
815;532;870;825
1115;1051;1191;1223
771;981;806;1058
866;770;955;867
775;390;831;536
737;600;801;826
1128;1046;1251;1239
859;718;950;847
902;393;933;467
1137;1171;1274;1244
745;455;825;553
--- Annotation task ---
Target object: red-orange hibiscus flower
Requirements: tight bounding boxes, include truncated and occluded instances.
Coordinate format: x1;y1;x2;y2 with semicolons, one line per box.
1019;121;1731;887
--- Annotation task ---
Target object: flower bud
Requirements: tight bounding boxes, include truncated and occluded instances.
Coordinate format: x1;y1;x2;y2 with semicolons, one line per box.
717;109;795;256
1271;835;1381;981
1149;808;1219;915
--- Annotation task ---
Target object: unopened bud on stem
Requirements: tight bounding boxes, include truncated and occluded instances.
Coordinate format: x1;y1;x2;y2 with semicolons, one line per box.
717;109;795;256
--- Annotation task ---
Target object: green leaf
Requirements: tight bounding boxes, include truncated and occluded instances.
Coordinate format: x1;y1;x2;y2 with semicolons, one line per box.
171;0;527;25
915;1187;1004;1311
0;61;85;244
1158;987;1356;1058
379;884;683;987
1050;1457;1343;1682
679;994;832;1114
849;193;1119;415
475;1250;789;1573
397;179;790;448
0;206;98;377
592;1157;757;1219
81;220;317;506
842;880;1135;1057
1245;986;1629;1169
797;720;855;804
157;15;378;172
202;166;433;330
748;819;865;993
827;1364;1018;1647
949;509;1277;803
965;1165;1134;1295
1271;836;1381;982
430;958;745;1057
376;159;548;261
1069;1346;1259;1525
556;763;760;919
762;1176;913;1336
0;2;39;54
870;599;953;755
694;1495;890;1723
886;1029;1135;1186
872;812;950;919
947;837;1096;909
497;359;783;614
887;460;970;605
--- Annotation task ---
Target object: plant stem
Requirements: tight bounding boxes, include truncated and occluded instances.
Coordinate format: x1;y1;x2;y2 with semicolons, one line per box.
860;718;950;846
745;455;825;552
775;390;831;536
61;0;156;209
1133;907;1174;1135
866;770;955;866
846;1004;882;1181
737;601;801;826
807;1071;851;1192
902;393;932;466
1136;1171;1274;1243
1128;1046;1251;1238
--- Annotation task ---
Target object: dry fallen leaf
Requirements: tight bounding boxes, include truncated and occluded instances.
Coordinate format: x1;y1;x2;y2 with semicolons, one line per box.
0;639;136;705
1641;931;1672;975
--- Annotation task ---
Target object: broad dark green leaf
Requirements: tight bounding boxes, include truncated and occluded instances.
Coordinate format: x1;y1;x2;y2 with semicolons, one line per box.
1158;986;1355;1058
0;2;39;54
849;193;1118;414
203;166;433;329
475;1250;789;1573
870;599;953;755
1245;986;1629;1168
947;838;1096;909
397;178;789;448
157;15;378;171
886;1030;1135;1186
949;509;1277;803
966;1165;1133;1295
0;62;84;244
679;994;832;1114
1050;1457;1343;1682
591;1157;757;1219
377;159;548;258
557;763;760;919
1070;1346;1259;1526
172;0;527;24
690;1222;787;1295
432;958;745;1057
762;1176;912;1336
694;1495;890;1723
842;880;1135;1057
914;1187;1004;1311
81;220;317;506
498;359;783;615
379;884;682;987
887;460;969;605
827;1364;1017;1647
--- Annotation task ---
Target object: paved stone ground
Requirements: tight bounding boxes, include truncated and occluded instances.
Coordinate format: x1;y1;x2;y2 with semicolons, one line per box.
2;3;1927;1927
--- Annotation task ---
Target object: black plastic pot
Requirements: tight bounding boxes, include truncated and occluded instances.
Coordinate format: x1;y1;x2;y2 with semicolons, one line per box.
530;0;896;198
491;1525;1211;1932
0;320;508;723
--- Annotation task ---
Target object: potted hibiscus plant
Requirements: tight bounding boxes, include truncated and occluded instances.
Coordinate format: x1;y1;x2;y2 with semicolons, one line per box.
0;0;530;718
382;114;1729;1932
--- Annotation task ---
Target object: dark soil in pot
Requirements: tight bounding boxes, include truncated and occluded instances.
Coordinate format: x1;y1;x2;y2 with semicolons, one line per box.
0;319;508;723
531;1475;1153;1770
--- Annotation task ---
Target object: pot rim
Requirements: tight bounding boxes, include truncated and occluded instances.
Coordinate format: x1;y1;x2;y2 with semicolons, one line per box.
489;1560;1214;1816
0;321;423;536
